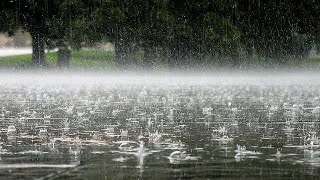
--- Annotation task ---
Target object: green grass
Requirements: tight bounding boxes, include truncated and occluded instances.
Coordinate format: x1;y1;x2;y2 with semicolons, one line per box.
0;49;319;70
0;50;116;70
71;50;116;70
283;55;320;70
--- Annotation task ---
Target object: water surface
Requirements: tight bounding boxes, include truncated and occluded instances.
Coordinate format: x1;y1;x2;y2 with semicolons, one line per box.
0;72;319;179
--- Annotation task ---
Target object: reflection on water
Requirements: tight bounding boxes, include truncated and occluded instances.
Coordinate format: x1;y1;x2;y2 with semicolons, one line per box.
0;74;320;179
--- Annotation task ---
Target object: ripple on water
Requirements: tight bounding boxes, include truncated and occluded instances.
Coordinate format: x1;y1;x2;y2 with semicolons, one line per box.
0;74;320;178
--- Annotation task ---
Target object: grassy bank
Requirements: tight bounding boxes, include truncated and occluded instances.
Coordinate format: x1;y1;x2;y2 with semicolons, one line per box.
0;50;117;70
0;49;319;71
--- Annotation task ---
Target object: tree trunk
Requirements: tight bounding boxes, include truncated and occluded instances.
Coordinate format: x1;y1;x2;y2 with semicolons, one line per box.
31;31;46;67
144;45;156;69
58;47;72;69
230;46;240;68
114;40;127;70
173;37;188;69
126;43;137;69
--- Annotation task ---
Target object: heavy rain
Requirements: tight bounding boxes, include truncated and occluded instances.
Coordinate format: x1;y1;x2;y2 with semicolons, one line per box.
0;0;320;179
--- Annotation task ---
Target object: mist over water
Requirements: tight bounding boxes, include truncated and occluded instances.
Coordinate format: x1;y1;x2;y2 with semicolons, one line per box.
2;71;320;86
0;71;320;179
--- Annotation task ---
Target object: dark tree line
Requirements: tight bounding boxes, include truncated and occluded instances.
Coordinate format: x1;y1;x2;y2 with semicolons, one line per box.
0;0;61;66
236;0;320;63
1;0;319;69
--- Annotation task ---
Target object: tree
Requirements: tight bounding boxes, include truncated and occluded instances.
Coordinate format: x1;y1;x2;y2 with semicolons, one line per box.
48;0;97;68
57;0;243;69
1;0;60;67
89;0;140;69
236;0;320;63
133;0;175;69
165;0;242;68
0;1;18;34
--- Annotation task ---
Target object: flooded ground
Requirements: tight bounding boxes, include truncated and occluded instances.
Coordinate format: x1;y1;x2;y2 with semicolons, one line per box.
0;72;320;179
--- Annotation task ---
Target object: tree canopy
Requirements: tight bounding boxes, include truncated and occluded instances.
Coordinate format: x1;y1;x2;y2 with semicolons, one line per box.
0;0;319;69
1;0;62;66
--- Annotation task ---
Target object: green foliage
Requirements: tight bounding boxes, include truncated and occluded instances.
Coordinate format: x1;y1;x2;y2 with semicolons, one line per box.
1;0;319;69
48;0;91;49
236;0;320;62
